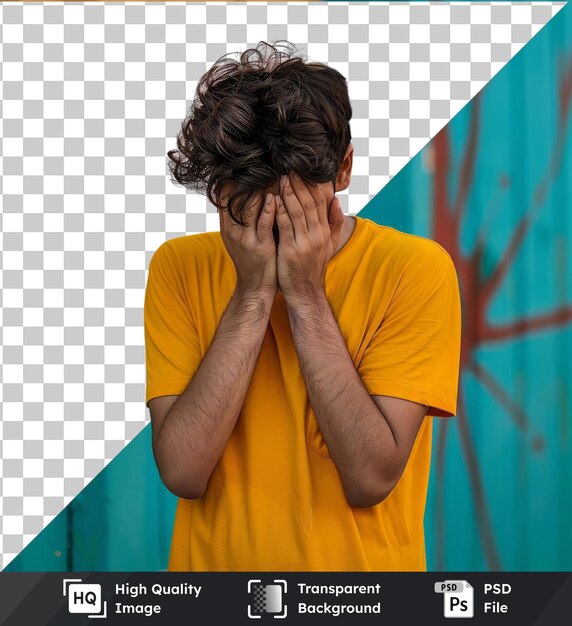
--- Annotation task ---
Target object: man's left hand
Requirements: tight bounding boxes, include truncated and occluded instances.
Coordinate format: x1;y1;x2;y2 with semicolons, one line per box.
275;173;345;307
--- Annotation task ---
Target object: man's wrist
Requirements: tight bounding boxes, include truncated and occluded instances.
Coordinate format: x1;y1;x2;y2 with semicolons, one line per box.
234;283;276;301
231;284;277;319
285;287;330;320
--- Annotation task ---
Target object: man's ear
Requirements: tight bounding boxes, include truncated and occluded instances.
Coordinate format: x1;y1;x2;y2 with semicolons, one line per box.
335;143;354;193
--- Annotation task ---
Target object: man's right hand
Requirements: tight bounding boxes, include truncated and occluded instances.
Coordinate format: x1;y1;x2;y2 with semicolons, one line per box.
151;192;279;500
219;192;278;297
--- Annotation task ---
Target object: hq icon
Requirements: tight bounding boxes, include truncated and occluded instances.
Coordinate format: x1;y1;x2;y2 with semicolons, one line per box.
63;578;107;619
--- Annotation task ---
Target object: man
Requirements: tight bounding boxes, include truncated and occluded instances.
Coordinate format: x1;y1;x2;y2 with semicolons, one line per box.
144;41;462;571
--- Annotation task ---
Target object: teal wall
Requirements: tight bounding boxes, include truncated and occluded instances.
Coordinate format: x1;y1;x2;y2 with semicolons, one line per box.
4;427;177;572
362;2;572;571
5;4;572;573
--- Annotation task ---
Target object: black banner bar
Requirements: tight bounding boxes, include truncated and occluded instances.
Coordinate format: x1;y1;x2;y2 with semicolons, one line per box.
0;572;570;625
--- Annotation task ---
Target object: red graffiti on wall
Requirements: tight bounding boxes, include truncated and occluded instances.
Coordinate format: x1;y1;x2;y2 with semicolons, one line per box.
427;52;572;570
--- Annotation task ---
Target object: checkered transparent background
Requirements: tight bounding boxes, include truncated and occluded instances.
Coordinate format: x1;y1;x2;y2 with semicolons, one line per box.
0;2;565;569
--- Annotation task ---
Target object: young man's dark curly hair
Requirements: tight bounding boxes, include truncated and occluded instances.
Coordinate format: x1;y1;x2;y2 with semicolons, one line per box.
166;40;353;226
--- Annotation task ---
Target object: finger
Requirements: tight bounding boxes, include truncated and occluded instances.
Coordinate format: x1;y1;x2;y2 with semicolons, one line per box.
241;193;263;233
217;186;233;227
219;205;244;246
257;192;276;244
218;206;229;235
282;174;308;239
218;208;234;248
275;192;295;245
289;173;320;231
308;183;329;230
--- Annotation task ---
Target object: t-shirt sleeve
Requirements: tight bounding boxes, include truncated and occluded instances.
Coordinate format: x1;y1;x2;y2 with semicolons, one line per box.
357;242;462;417
144;240;203;407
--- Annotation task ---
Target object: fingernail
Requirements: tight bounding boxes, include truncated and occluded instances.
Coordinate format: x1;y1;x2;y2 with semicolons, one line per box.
293;173;301;182
265;192;273;205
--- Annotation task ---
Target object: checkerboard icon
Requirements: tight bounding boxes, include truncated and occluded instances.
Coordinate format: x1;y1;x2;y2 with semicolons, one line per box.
250;584;267;615
248;579;287;619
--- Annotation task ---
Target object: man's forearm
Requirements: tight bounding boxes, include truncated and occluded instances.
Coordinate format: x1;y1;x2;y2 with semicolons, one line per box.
287;293;401;507
154;287;274;499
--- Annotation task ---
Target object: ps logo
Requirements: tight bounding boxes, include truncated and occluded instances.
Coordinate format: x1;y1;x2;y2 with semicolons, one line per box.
434;580;474;618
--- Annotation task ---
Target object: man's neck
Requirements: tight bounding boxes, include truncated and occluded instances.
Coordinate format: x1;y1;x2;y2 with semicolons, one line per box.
333;215;357;257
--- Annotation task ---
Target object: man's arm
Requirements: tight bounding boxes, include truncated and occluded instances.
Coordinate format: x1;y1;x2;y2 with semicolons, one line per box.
151;286;274;499
150;192;278;499
276;173;428;507
287;295;428;508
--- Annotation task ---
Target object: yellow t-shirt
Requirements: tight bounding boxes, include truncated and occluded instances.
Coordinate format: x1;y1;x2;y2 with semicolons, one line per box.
144;215;462;571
